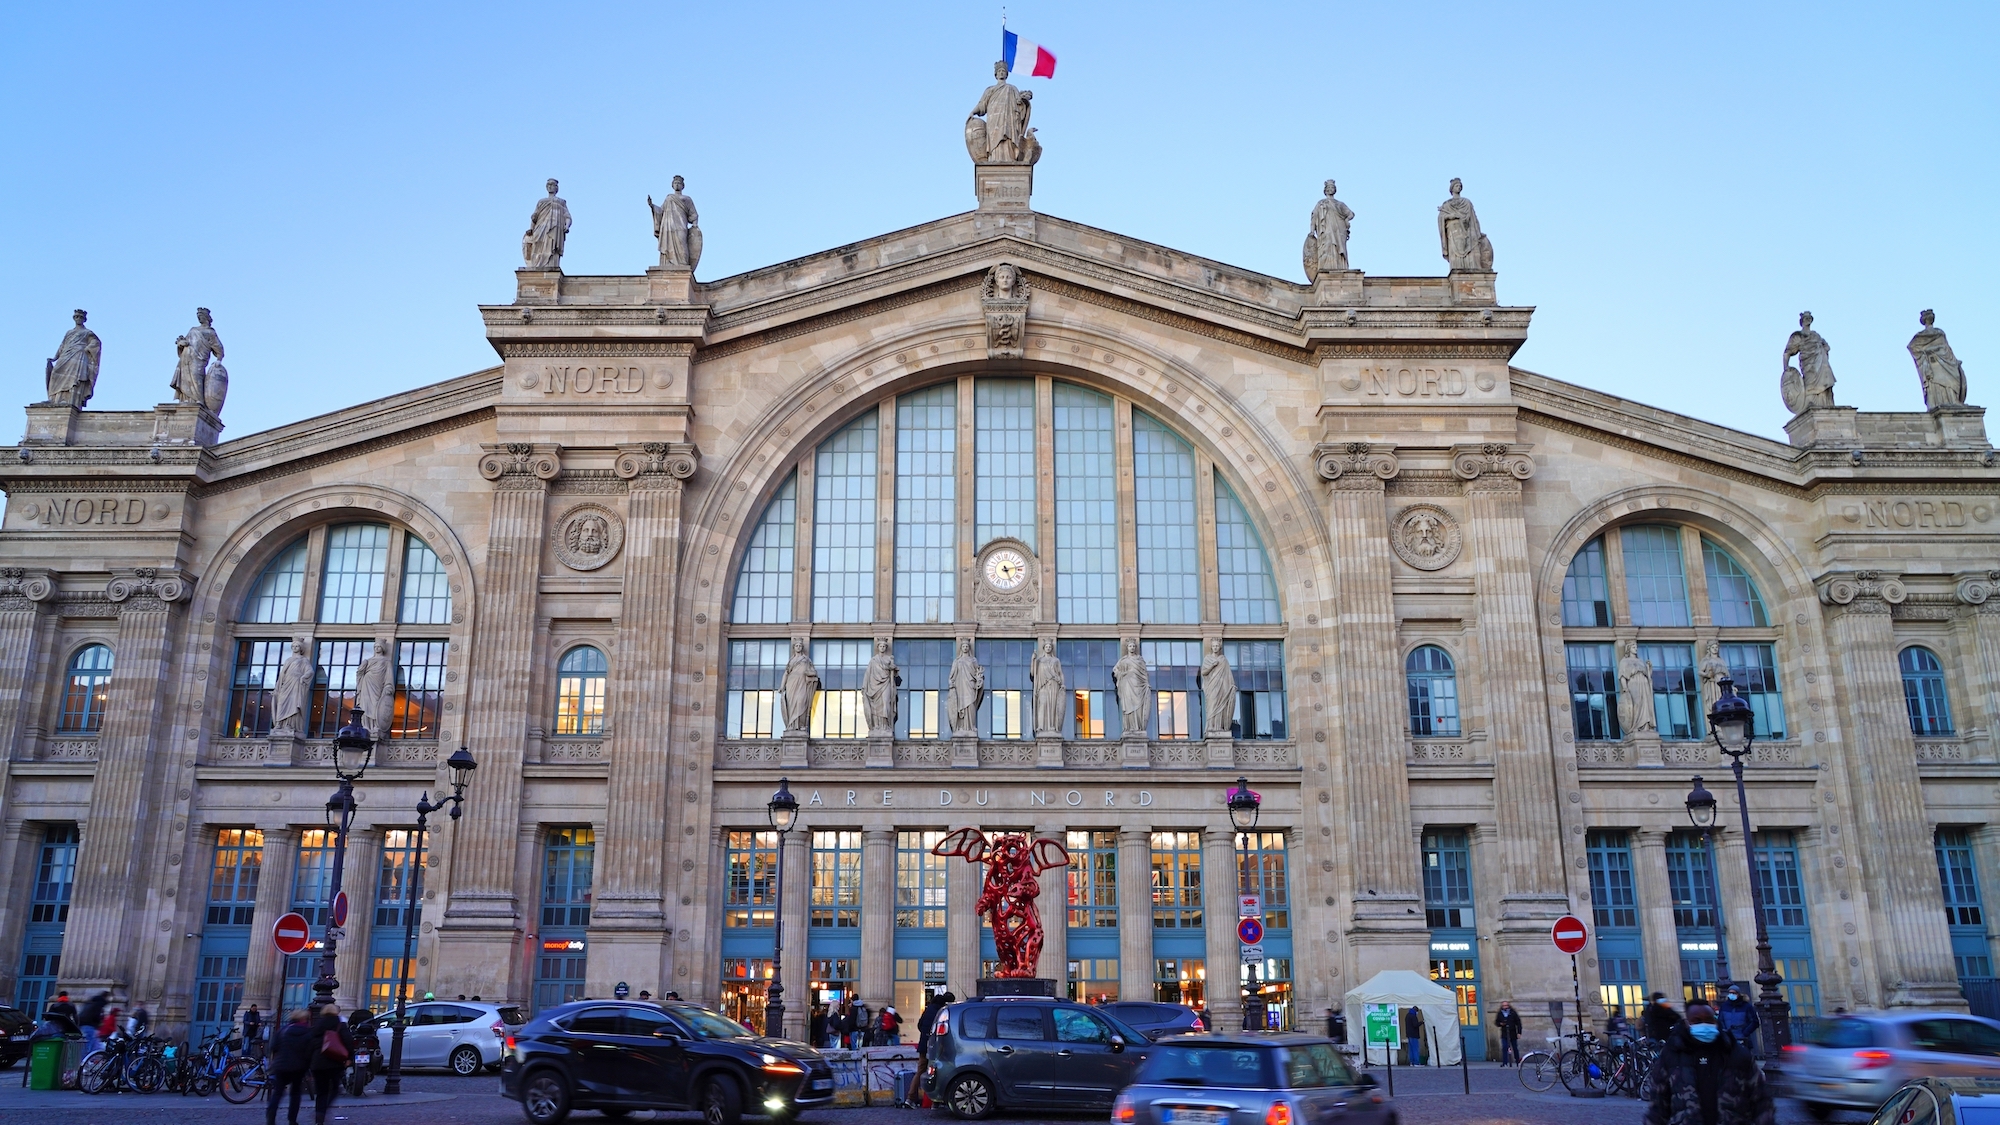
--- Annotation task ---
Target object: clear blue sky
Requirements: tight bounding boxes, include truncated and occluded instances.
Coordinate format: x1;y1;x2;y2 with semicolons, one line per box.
3;2;1993;443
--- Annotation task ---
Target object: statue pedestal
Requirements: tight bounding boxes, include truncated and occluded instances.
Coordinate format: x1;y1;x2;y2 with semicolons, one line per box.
516;268;562;304
1035;736;1065;769
951;733;980;769
1446;269;1496;306
974;163;1033;212
865;734;895;769
265;734;309;767
1784;406;1858;448
975;977;1057;999
1118;732;1151;769
780;732;810;770
1310;270;1364;305
1934;404;1990;448
152;402;222;446
1203;738;1236;769
647;267;694;304
21;404;78;445
1633;732;1663;768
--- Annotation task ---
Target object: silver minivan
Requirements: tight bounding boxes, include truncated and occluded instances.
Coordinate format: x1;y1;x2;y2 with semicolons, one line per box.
1781;1013;2000;1117
367;1001;526;1075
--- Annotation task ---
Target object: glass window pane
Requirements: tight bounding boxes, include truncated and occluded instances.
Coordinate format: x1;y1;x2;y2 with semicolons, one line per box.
1215;474;1280;625
977;639;1035;739
309;640;368;737
810;640;873;739
1236;831;1290;930
376;829;425;928
393;640;447;739
1701;539;1768;627
1058;639;1121;739
1620;525;1691;627
542;826;596;929
896;830;947;929
1066;830;1119;929
1054;384;1117;624
1586;830;1640;930
1222;641;1286;740
813;414;878;623
58;644;114;733
1405;645;1459;737
1901;647;1955;736
975;378;1036;550
733;475;797;625
226;639;289;737
1133;411;1198;624
894;639;954;740
1561;538;1611;628
243;538;308;624
318;523;391;623
1643;644;1701;740
1143;640;1202;740
726;640;790;739
810;830;863;928
1721;642;1785;739
896;385;957;623
399;536;453;624
1566;642;1620;741
554;645;608;736
725;830;780;928
1150;831;1203;929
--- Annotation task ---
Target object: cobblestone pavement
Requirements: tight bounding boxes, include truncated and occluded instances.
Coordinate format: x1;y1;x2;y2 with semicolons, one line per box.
0;1063;1863;1125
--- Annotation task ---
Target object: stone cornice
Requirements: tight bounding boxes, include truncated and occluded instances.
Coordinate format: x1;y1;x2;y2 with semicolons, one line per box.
1315;441;1399;488
492;341;699;358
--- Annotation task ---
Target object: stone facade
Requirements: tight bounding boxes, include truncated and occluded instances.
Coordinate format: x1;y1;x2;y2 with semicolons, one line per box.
1;128;1995;1052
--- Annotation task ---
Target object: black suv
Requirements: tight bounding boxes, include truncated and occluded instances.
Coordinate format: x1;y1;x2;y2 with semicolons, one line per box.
925;996;1151;1119
0;1005;36;1068
500;1000;833;1125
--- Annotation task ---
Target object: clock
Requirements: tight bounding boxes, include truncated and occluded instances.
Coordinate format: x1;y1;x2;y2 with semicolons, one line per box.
983;547;1030;592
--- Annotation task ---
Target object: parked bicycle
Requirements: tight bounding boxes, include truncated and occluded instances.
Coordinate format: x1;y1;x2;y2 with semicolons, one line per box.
219;1050;271;1104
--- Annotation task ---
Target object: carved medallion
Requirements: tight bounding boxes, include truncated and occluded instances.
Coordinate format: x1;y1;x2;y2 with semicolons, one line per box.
552;503;625;571
1389;504;1462;571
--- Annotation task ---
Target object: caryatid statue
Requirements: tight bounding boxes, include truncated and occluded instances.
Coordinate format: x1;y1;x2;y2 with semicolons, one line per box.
1780;311;1837;414
1031;639;1065;737
522;178;572;270
1113;639;1150;738
353;639;396;737
1909;309;1968;409
948;639;986;737
780;640;819;735
269;639;314;738
1200;639;1238;738
863;638;900;736
965;60;1039;165
1303;179;1356;277
171;307;226;414
1437;178;1494;271
648;175;702;270
44;309;101;408
1616;640;1656;735
1697;640;1730;718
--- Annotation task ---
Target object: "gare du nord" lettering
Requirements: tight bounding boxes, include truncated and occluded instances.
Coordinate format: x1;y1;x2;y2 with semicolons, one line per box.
1364;366;1467;397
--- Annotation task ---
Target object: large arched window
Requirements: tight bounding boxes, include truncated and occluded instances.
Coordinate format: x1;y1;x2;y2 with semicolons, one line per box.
225;521;453;740
724;378;1288;745
58;644;113;733
554;646;608;736
1406;646;1459;737
1560;525;1785;744
1901;646;1954;736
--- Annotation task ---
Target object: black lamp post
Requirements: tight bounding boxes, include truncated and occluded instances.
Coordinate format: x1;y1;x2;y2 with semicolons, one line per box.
383;746;478;1096
764;778;799;1039
1706;676;1790;1056
312;709;376;1012
1683;776;1732;999
1226;778;1261;1032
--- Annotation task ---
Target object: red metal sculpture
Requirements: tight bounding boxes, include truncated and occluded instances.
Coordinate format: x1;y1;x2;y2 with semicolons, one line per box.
933;828;1071;978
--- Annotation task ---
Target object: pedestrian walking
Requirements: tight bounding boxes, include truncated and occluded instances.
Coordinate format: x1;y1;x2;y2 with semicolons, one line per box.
917;992;951;1058
99;1004;122;1042
1494;1000;1523;1066
243;1003;265;1055
77;990;108;1057
853;1001;871;1048
810;1004;828;1049
1325;1005;1347;1044
1642;1001;1774;1125
1606;1006;1632;1042
1642;991;1684;1041
46;990;76;1021
309;1003;357;1125
1716;987;1761;1056
1402;1006;1426;1067
127;1000;151;1036
267;1009;316;1125
878;1005;902;1045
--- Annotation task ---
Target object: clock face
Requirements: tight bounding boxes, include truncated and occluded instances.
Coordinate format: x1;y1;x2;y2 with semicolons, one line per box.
984;548;1030;592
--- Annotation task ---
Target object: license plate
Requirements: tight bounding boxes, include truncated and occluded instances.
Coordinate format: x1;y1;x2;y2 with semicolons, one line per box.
811;1079;832;1091
355;1054;370;1065
1165;1110;1228;1125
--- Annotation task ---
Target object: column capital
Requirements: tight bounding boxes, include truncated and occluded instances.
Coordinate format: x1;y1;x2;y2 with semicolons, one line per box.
1956;571;2000;608
0;567;56;606
1314;442;1398;487
478;442;562;487
1818;569;1906;612
615;441;700;486
1118;825;1154;845
1449;442;1535;483
862;827;897;846
106;566;193;604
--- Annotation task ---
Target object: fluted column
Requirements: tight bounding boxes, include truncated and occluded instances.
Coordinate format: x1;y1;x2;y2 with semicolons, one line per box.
860;829;895;1010
1819;572;1963;1007
335;831;383;1012
1315;444;1426;968
243;828;300;1014
1117;827;1153;1001
947;851;981;997
1631;830;1683;1003
0;570;55;762
591;443;698;990
439;444;558;995
778;830;810;1039
62;573;190;990
1203;827;1244;1032
1957;575;2000;738
1035;823;1067;984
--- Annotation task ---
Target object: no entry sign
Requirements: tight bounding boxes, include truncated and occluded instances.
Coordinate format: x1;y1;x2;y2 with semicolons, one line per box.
1551;914;1589;955
273;911;311;956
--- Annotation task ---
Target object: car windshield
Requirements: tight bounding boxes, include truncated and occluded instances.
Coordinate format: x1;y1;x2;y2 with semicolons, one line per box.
1138;1044;1280;1088
1804;1018;1878;1048
678;1007;756;1039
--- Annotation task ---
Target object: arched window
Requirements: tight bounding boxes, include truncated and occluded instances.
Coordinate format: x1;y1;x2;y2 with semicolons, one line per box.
812;413;879;623
319;523;391;623
1406;645;1460;737
555;646;608;736
732;475;796;625
243;539;308;623
1133;411;1198;624
398;535;452;624
59;644;113;732
1700;539;1768;627
1215;474;1280;624
1901;646;1954;736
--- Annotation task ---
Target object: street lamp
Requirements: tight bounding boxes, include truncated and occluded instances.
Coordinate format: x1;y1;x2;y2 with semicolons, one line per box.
764;778;800;1040
312;709;376;1012
383;746;478;1096
1683;776;1731;1001
1707;676;1789;1056
1227;779;1260;1031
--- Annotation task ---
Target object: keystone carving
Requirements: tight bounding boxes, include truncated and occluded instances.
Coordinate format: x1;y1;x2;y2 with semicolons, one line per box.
107;566;191;603
1450;442;1535;481
982;264;1031;359
613;441;699;483
1315;441;1399;484
478;442;561;484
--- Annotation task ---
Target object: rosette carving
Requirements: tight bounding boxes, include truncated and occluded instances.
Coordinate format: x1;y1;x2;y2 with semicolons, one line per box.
107;566;191;603
1450;441;1535;481
552;503;626;571
614;441;699;483
478;442;561;484
1315;441;1399;485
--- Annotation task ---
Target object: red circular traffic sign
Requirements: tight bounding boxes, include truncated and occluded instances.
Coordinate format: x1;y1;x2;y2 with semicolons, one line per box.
331;891;350;928
1238;917;1265;945
1551;914;1589;955
273;911;312;956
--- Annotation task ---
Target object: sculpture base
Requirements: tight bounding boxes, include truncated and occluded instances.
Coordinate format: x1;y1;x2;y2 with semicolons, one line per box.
1119;732;1151;768
975;977;1057;999
516;268;562;304
1036;736;1065;769
1309;270;1364;305
1204;738;1236;769
21;404;79;445
1445;269;1496;306
974;163;1033;212
647;267;694;304
951;733;980;768
153;402;222;447
865;734;894;769
1784;406;1858;448
780;732;809;770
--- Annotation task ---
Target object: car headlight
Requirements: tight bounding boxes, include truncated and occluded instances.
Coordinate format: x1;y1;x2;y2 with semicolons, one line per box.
759;1052;804;1075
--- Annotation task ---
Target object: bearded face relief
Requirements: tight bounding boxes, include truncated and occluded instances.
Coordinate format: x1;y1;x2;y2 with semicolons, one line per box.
553;504;625;571
1390;503;1463;571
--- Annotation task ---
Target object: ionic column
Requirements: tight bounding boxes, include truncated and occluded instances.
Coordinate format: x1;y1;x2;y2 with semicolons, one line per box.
860;829;895;1010
591;443;698;991
439;444;558;993
243;827;301;1014
779;831;810;1039
335;831;383;1012
1035;823;1067;984
1314;445;1426;961
947;848;981;997
1631;830;1683;1003
1203;827;1244;1032
1956;575;2000;739
1820;573;1963;1007
0;570;56;763
1117;827;1153;1002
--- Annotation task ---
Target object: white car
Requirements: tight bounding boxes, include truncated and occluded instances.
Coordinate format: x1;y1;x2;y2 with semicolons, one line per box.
366;1001;525;1075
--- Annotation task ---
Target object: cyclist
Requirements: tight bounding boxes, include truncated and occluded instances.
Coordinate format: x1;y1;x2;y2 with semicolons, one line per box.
266;1009;315;1125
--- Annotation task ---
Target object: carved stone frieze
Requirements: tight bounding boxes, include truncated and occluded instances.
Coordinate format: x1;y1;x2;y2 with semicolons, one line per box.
1314;442;1399;487
1232;742;1297;768
895;742;953;768
478;442;561;486
717;741;782;767
1450;441;1535;482
979;741;1037;767
810;742;867;766
43;738;99;762
543;740;606;763
552;504;625;572
1063;742;1117;767
1389;504;1462;571
1410;740;1472;763
982;264;1031;359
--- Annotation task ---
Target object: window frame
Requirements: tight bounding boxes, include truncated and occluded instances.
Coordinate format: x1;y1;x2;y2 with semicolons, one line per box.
57;643;114;734
553;644;610;737
1404;644;1460;738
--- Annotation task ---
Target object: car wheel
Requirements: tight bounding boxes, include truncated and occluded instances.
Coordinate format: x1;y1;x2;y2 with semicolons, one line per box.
701;1074;745;1125
522;1069;572;1125
945;1074;995;1120
1803;1103;1835;1121
451;1045;484;1076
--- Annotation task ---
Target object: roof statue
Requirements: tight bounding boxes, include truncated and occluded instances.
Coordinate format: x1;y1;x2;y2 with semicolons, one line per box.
44;309;101;409
1438;178;1493;271
1910;310;1968;410
1781;311;1837;414
648;175;702;271
171;307;226;417
1304;179;1356;277
522;178;571;270
966;60;1040;165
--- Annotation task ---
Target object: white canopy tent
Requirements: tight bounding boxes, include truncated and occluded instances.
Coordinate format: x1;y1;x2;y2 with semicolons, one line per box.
1341;969;1464;1067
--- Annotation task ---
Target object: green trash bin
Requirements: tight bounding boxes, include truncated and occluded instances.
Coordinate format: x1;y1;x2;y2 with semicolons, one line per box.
28;1039;63;1090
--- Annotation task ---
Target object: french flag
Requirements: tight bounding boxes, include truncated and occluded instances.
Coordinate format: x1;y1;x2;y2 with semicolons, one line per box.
1002;28;1057;78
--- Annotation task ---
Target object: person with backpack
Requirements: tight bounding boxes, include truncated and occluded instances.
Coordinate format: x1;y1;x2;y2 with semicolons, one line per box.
878;1005;903;1046
1643;1001;1774;1125
267;1009;316;1125
309;1003;357;1125
77;991;108;1057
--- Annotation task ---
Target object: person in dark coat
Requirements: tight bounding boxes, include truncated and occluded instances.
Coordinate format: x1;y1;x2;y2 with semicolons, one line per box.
308;1004;358;1125
1402;1006;1426;1066
1325;1006;1347;1045
1716;988;1761;1056
1642;1002;1774;1125
809;1005;828;1049
1494;1001;1523;1066
916;993;947;1058
267;1009;316;1125
1642;992;1684;1041
46;991;76;1021
77;991;108;1056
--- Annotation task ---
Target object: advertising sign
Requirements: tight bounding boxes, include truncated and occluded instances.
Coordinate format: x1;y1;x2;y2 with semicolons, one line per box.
1364;1003;1401;1047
